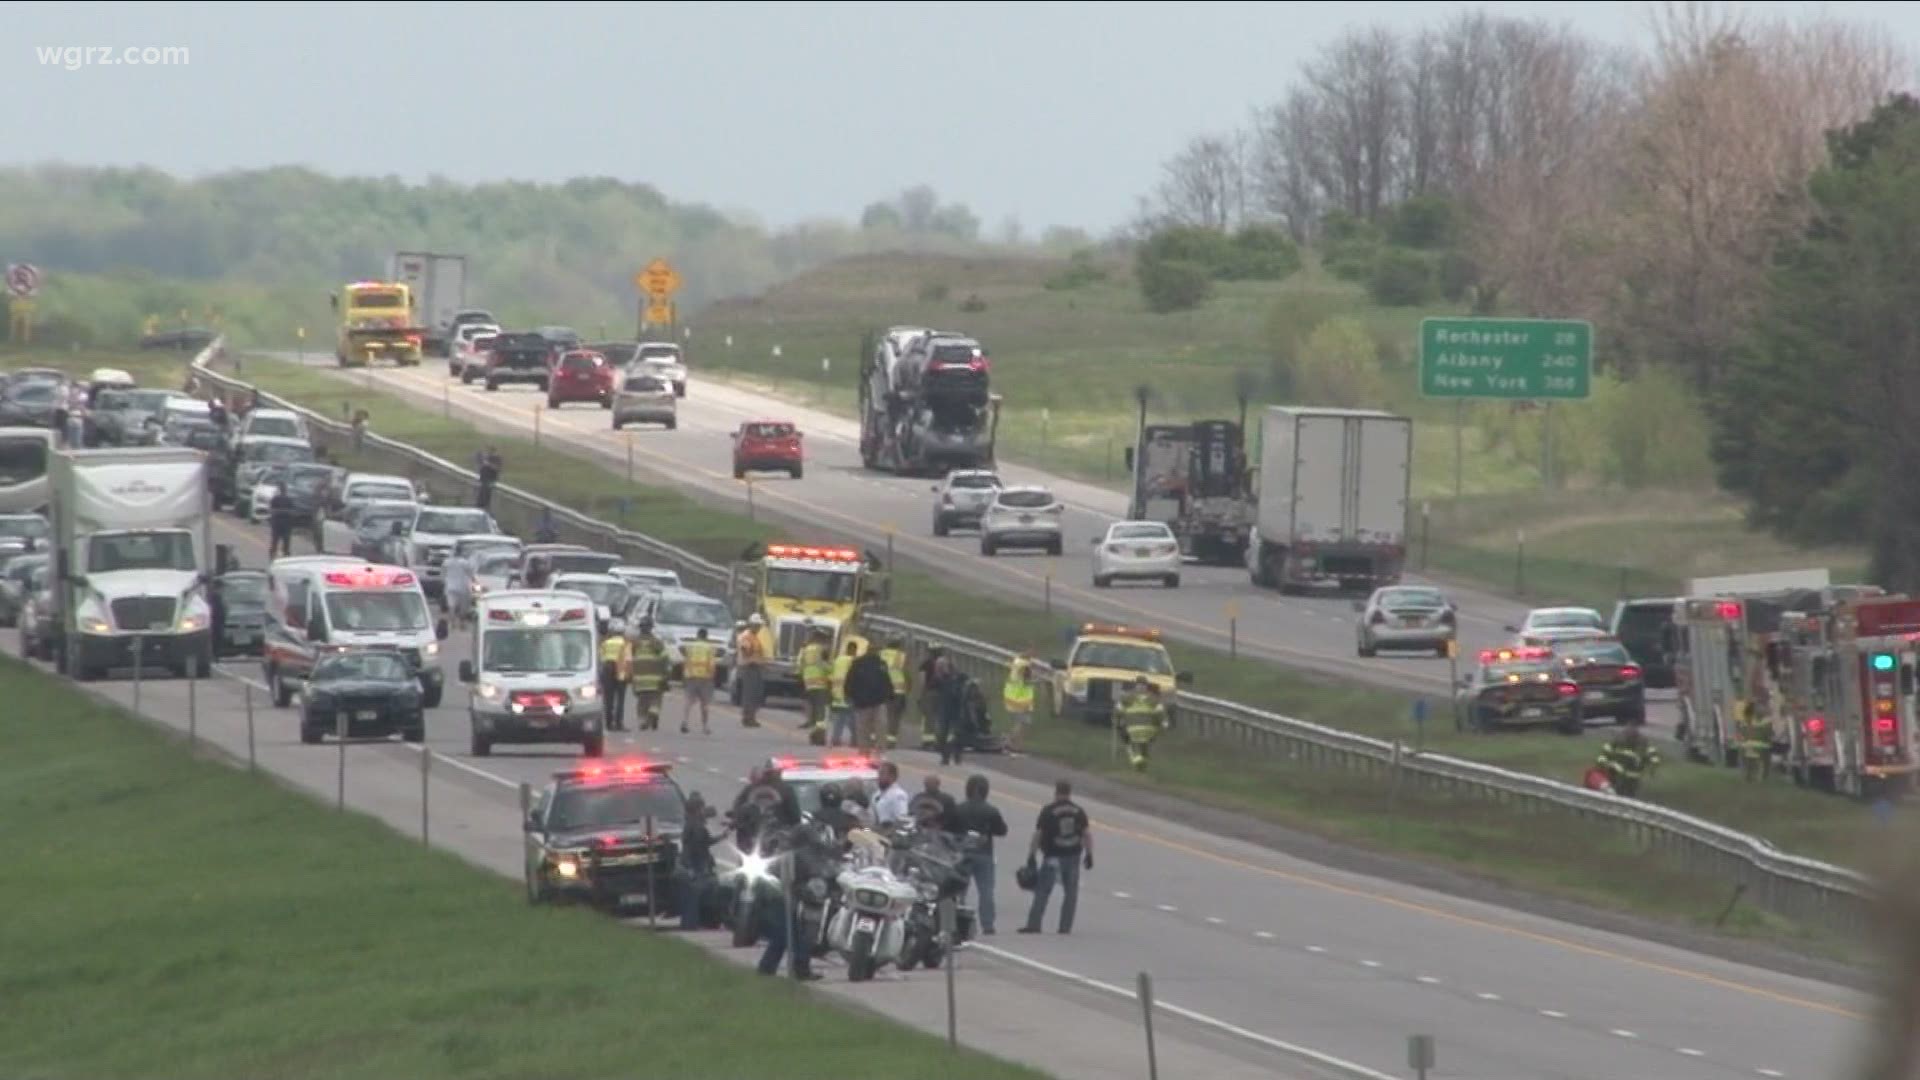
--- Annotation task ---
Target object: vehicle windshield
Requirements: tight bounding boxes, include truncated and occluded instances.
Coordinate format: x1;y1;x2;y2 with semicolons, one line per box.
1615;602;1675;644
1109;524;1171;541
657;598;731;628
1070;641;1173;675
549;552;619;576
765;567;858;602
743;423;793;439
998;490;1055;509
482;628;594;673
351;483;414;502
245;441;312;464
286;470;331;495
950;474;999;490
1557;640;1633;665
561;354;601;372
932;342;982;363
357;508;414;532
457;538;521;559
415;508;493;535
1531;609;1604;629
475;551;519;577
349;290;405;309
0;436;49;486
247;416;304;439
216;575;268;606
314;651;411;682
548;782;685;831
88;532;196;572
325;591;429;631
183;428;225;451
0;515;49;541
1379;588;1446;608
557;578;629;610
7;383;55;404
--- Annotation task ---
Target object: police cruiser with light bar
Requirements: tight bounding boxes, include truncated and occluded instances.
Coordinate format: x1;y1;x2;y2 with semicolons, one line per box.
524;758;689;912
460;590;606;757
263;557;450;710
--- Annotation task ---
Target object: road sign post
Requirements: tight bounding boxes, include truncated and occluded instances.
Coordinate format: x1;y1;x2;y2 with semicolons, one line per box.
634;259;683;335
1408;1033;1436;1079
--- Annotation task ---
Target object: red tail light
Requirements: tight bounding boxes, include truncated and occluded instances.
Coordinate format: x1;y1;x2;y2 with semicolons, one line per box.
1619;665;1642;681
1874;716;1898;736
1805;716;1828;741
1555;682;1579;698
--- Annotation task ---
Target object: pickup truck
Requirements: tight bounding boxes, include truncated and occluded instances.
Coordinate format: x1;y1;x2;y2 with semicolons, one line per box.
482;333;556;392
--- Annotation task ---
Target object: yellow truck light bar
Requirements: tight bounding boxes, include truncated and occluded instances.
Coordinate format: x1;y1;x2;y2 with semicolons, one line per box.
1080;623;1161;642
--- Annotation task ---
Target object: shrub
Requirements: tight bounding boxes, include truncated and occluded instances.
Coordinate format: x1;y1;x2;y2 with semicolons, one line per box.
1367;249;1436;306
1139;225;1234;270
1043;249;1109;291
1137;258;1212;313
1219;225;1303;281
1437;249;1479;303
1386;196;1459;250
1294;316;1389;407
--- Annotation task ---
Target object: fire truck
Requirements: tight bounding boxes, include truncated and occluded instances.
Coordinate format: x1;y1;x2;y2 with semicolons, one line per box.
1672;571;1838;767
1778;594;1920;797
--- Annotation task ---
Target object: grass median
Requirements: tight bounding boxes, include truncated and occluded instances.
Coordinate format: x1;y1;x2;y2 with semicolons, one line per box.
12;346;1878;958
0;655;1048;1080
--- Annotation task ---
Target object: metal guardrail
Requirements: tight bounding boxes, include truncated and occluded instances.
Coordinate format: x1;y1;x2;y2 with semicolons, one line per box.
184;339;1876;938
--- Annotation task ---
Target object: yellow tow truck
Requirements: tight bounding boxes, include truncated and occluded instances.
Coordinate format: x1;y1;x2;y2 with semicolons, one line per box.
331;280;425;368
1052;622;1193;726
730;542;888;702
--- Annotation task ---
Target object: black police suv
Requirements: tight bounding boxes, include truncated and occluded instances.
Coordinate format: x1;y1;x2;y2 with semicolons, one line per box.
524;761;688;913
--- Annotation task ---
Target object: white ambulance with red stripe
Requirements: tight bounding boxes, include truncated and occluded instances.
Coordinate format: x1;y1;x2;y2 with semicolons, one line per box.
263;556;449;708
458;589;605;758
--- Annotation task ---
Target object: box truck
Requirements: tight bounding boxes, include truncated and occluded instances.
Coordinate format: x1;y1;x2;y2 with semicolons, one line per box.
1246;406;1412;594
49;447;218;680
388;251;469;357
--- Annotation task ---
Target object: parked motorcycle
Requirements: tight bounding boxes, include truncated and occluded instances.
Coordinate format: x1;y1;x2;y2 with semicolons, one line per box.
822;829;920;982
888;825;980;971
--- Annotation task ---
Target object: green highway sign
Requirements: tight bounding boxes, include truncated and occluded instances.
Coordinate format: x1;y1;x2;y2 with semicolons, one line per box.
1418;317;1593;400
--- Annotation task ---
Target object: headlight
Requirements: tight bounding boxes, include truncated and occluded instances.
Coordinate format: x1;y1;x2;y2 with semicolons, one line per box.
477;681;502;701
554;857;581;879
1065;678;1087;698
178;614;205;632
577;682;600;701
422;641;439;658
82;617;112;634
470;580;485;594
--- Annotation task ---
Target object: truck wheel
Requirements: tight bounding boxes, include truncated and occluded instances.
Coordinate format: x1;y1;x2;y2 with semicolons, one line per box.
980;538;996;557
611;417;624;430
1093;574;1110;588
421;682;443;709
1558;707;1585;736
471;732;492;757
790;466;803;480
1357;639;1377;658
664;418;677;430
733;466;745;480
675;382;687;399
402;722;425;744
546;395;560;409
300;721;323;745
1048;540;1064;556
270;667;294;707
600;397;612;410
934;518;948;537
1163;573;1179;588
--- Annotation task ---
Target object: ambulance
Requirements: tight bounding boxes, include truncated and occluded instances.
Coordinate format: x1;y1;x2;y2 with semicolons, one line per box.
262;556;449;709
459;589;606;758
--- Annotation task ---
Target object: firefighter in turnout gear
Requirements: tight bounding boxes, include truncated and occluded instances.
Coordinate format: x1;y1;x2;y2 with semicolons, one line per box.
1117;677;1170;772
800;624;832;746
1736;696;1773;782
627;619;670;732
1598;718;1661;798
880;636;910;749
598;619;632;731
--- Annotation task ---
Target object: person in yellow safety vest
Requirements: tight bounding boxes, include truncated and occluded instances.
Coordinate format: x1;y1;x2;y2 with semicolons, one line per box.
800;625;833;746
880;636;910;749
627;619;671;733
828;639;861;748
1116;677;1170;772
598;620;633;731
1002;650;1036;755
1736;698;1772;783
680;627;718;736
736;615;767;728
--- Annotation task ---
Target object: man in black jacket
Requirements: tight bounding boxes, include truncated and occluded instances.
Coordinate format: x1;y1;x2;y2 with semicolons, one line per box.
951;774;1010;934
267;486;296;558
844;643;895;753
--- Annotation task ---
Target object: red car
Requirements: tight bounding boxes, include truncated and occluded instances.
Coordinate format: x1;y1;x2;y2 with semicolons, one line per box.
546;349;615;409
732;420;803;479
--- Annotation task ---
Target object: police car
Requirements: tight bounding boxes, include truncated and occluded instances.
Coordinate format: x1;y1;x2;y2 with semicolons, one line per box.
1052;623;1192;726
262;558;450;709
523;758;689;911
460;590;606;757
1455;645;1584;734
1546;636;1647;725
769;754;880;820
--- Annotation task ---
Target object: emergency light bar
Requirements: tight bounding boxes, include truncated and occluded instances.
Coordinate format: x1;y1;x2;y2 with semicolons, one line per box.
486;605;589;625
1717;601;1742;621
560;758;672;782
1081;623;1162;642
765;544;861;562
323;567;416;588
1480;646;1552;664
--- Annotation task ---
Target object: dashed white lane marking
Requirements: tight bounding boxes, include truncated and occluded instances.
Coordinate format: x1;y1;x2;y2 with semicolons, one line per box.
1677;1048;1704;1057
1755;1070;1784;1078
1476;992;1501;1001
1303;943;1323;952
1416;975;1441;985
1155;904;1178;913
704;765;721;773
1205;916;1225;925
675;755;690;763
1360;960;1382;969
1539;1010;1567;1019
1255;931;1276;940
1611;1029;1638;1040
1112;891;1131;900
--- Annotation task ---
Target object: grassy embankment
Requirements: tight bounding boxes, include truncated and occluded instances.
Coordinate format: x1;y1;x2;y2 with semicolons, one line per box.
0;655;1049;1080
684;252;1868;610
140;348;1899;960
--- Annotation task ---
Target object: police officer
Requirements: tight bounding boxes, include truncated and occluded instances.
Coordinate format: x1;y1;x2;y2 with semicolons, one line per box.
1117;676;1171;772
267;484;296;558
598;618;632;731
1598;718;1661;798
799;624;832;746
879;635;911;749
680;627;718;735
627;618;670;732
1002;649;1036;754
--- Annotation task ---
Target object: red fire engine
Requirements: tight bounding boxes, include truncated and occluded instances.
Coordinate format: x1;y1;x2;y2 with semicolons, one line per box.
1781;594;1920;797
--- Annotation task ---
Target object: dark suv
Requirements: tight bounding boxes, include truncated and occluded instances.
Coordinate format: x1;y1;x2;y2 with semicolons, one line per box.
483;332;556;392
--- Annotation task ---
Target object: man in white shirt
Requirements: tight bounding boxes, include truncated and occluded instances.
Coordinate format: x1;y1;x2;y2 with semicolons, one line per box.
870;761;911;828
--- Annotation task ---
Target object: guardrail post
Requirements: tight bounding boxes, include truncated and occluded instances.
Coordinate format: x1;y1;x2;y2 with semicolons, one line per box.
942;899;959;1048
335;706;347;811
420;746;431;845
245;682;257;773
131;634;144;714
187;654;198;748
646;815;659;931
1137;972;1159;1080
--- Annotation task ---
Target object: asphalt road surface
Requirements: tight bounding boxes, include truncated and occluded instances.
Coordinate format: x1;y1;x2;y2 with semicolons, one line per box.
284;353;1685;746
30;493;1864;1079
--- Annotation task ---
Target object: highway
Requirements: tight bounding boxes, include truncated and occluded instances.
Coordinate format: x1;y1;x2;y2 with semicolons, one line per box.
288;353;1685;742
27;470;1867;1079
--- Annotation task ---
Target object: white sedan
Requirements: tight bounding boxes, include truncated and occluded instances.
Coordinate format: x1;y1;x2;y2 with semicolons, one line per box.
1091;520;1181;588
1507;606;1609;647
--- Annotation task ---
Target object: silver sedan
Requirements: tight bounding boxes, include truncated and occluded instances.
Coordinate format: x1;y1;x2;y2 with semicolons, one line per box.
1090;521;1181;588
1355;584;1457;657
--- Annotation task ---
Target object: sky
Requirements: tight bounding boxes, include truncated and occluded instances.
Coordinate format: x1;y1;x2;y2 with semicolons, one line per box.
7;1;1914;233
